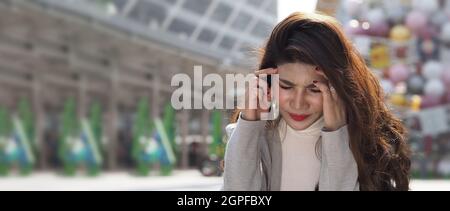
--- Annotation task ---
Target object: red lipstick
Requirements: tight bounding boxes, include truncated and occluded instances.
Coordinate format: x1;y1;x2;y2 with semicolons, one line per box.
289;113;310;122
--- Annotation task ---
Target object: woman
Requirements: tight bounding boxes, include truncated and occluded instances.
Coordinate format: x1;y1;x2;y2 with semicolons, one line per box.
222;12;411;191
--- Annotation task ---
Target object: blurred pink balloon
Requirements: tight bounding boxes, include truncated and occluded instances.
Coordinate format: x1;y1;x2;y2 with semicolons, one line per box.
443;70;450;86
369;21;390;37
421;94;442;108
445;92;450;104
418;26;438;39
406;11;428;33
389;64;410;84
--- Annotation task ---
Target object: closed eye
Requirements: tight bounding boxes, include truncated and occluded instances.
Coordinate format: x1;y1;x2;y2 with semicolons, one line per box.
279;78;295;90
279;84;293;90
309;88;321;93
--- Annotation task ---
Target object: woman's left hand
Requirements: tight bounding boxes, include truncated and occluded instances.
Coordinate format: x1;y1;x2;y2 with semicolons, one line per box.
313;71;347;132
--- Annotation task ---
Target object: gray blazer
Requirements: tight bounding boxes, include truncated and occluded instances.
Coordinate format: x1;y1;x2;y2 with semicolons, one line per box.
222;115;359;191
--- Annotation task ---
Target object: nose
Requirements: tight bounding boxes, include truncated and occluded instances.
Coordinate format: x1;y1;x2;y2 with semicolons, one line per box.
290;90;308;111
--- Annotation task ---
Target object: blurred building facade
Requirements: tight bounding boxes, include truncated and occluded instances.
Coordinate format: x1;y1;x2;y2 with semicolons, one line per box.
0;0;278;171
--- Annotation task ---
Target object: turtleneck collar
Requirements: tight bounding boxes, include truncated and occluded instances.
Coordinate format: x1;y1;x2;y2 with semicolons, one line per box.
278;115;325;140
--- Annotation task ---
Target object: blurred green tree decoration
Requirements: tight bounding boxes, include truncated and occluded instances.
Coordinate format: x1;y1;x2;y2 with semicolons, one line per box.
162;103;177;164
132;97;154;176
154;117;176;176
16;98;36;175
210;111;224;160
59;98;79;176
86;102;103;176
0;106;12;176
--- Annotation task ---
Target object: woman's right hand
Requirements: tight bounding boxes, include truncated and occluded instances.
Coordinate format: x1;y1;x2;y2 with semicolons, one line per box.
241;68;278;121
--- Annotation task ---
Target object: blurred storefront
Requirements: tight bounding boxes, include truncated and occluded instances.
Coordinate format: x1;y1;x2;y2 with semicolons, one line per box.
0;0;278;176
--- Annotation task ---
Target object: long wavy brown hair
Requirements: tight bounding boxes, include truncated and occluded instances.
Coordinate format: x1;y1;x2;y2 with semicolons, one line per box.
230;12;411;191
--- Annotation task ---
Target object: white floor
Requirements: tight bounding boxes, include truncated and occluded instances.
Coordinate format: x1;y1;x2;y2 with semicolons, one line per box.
0;170;223;191
0;170;449;191
409;180;450;191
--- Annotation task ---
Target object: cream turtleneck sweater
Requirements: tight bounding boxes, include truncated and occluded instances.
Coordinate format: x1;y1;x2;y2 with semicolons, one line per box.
279;116;325;191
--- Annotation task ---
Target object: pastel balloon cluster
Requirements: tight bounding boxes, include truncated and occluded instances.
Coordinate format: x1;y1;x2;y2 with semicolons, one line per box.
343;0;450;109
344;0;449;41
383;60;450;108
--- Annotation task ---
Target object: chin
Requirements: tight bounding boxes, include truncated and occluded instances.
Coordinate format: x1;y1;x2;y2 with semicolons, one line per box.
287;120;314;130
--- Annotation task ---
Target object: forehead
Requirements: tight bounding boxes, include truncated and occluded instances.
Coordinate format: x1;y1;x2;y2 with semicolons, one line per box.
278;63;324;83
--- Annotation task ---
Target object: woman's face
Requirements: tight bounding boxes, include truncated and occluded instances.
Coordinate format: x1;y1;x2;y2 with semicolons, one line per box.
277;62;326;130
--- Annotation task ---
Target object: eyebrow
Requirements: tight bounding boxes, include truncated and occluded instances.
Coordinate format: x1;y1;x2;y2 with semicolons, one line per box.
280;78;318;89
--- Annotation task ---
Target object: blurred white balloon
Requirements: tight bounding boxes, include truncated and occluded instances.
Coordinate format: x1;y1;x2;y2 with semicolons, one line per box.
386;6;406;23
445;0;450;15
344;0;364;17
380;79;395;95
367;8;386;24
423;61;443;80
412;0;439;15
441;23;450;42
424;79;445;97
431;11;449;27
